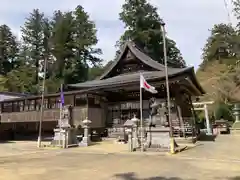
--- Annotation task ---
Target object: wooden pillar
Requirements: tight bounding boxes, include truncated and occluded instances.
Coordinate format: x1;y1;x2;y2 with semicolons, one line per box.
177;105;185;137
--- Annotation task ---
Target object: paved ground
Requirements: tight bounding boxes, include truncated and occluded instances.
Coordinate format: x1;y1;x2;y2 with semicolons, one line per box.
0;135;240;180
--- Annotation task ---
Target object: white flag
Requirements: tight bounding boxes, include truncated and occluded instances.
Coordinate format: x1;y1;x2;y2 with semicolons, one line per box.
140;74;158;94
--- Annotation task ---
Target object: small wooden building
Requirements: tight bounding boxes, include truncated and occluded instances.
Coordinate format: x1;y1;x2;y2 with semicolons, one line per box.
0;42;204;140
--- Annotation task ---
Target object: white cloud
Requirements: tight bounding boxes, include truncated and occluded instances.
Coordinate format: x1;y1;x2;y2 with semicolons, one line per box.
0;0;236;69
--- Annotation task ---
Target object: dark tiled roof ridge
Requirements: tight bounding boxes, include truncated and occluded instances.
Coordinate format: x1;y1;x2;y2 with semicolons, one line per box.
0;91;32;96
99;41;186;80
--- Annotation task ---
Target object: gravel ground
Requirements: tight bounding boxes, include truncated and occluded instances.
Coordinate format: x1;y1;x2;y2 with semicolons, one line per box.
0;135;239;180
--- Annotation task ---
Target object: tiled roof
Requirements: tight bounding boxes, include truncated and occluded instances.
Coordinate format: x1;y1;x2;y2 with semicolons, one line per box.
68;69;193;89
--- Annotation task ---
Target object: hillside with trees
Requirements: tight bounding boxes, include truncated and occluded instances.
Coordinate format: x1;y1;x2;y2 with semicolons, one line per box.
195;0;240;120
197;22;240;103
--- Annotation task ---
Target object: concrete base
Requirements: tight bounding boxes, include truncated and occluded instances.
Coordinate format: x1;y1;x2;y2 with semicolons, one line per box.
52;128;78;147
175;137;197;145
145;127;171;151
79;136;91;147
230;128;240;135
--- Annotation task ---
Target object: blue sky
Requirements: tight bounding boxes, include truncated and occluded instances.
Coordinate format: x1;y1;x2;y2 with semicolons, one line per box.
0;0;236;69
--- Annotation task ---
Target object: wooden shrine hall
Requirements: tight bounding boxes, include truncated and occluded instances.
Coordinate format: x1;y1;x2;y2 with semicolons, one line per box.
68;41;205;137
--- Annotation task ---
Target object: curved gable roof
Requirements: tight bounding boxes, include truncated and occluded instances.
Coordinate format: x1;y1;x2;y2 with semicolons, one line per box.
69;41;205;95
99;42;168;80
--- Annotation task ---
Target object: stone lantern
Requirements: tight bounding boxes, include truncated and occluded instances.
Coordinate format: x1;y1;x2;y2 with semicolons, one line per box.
233;103;240;122
79;117;92;147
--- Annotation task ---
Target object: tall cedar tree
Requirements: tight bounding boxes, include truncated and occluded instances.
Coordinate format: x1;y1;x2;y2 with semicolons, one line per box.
50;10;75;80
0;25;19;75
65;5;102;84
21;9;45;87
118;0;185;68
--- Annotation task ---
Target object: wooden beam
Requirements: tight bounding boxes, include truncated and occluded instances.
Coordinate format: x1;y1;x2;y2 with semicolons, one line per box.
193;101;214;106
194;108;204;111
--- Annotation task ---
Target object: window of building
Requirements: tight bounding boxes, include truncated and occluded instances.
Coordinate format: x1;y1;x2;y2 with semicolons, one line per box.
49;98;57;109
24;100;29;111
75;95;87;107
88;95;101;108
19;101;24;111
3;102;13;112
36;99;41;110
12;101;20;112
29;100;35;111
44;99;48;109
65;95;73;105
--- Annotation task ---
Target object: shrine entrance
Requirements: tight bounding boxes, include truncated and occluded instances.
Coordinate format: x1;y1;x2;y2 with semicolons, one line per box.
106;100;150;127
193;101;214;135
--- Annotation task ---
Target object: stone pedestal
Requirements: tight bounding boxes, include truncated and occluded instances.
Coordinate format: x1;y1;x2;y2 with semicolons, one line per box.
52;127;78;147
131;115;140;150
125;128;133;152
52;105;78;148
79;117;92;147
145;126;171;150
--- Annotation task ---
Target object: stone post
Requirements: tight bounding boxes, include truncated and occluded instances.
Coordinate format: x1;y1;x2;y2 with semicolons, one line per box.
125;128;133;152
131;115;140;150
79;117;92;147
204;104;212;135
62;129;66;148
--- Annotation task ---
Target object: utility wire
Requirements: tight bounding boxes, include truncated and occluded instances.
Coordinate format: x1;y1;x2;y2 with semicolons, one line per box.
224;0;232;25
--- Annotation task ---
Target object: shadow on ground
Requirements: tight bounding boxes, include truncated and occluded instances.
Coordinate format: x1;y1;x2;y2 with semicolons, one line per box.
228;177;240;180
0;140;15;144
197;133;216;141
114;172;193;180
114;173;240;180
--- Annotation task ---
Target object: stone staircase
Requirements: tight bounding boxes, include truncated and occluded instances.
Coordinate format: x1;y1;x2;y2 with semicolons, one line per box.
171;118;194;137
107;126;126;142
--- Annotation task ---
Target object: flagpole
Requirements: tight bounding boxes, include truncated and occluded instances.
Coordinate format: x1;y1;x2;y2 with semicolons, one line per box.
59;83;63;147
37;56;47;148
160;21;174;151
140;74;144;152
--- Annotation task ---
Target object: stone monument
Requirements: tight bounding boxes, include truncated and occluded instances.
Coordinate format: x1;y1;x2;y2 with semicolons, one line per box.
145;98;171;151
52;105;78;148
79;117;92;147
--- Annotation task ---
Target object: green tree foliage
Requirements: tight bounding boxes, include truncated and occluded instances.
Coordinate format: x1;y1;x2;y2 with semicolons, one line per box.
200;24;239;69
214;102;234;121
64;6;102;84
197;1;240;106
118;0;186;68
21;9;45;86
0;5;102;94
0;25;19;75
50;10;75;79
